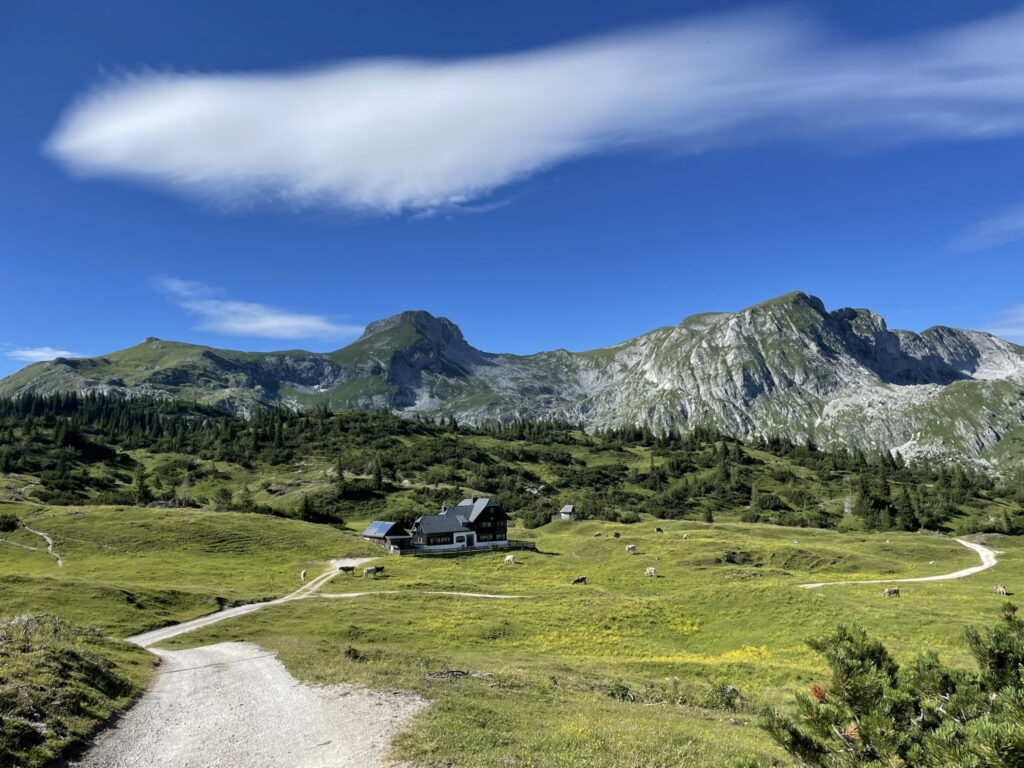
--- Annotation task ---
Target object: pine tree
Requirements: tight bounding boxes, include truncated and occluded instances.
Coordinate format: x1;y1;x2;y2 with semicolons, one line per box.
761;606;1024;767
133;466;152;506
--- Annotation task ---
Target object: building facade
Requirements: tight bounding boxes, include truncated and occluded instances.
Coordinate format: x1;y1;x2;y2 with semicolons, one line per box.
361;496;509;553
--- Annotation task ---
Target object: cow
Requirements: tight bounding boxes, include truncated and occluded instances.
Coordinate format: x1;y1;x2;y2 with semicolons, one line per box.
655;528;664;533
625;544;637;554
929;560;937;565
363;565;384;578
338;565;355;575
882;587;900;598
504;554;515;565
612;532;621;539
571;575;588;585
645;567;658;578
994;584;1008;596
300;569;308;583
682;533;690;540
792;540;799;545
593;532;602;537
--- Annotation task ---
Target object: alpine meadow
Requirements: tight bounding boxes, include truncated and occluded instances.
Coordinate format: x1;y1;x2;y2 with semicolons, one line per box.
4;2;1024;767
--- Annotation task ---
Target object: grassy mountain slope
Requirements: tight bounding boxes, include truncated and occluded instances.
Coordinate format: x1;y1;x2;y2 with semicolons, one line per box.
3;293;1024;467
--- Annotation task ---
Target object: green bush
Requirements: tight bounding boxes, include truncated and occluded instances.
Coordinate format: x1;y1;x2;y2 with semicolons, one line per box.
761;604;1024;767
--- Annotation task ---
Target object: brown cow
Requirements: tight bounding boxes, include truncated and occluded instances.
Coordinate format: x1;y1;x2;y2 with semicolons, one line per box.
994;584;1008;596
882;587;900;598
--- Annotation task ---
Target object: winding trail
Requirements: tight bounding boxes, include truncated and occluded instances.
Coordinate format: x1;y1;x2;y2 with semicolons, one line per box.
23;524;62;567
799;538;998;589
73;557;530;767
127;557;376;648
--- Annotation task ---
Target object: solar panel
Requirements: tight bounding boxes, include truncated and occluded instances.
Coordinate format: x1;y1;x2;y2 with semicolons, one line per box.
362;521;397;537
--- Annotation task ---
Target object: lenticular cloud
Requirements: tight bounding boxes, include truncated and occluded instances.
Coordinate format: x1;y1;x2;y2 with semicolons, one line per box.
45;7;1024;215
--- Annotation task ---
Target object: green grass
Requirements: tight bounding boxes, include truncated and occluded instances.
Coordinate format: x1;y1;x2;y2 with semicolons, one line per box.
0;614;153;768
0;503;378;635
159;518;1022;767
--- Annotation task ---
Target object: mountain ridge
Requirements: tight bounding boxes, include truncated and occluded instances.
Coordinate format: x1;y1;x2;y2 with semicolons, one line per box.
4;292;1024;468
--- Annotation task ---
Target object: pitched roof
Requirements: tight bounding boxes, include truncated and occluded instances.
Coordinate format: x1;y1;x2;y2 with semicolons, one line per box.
415;514;473;534
560;504;575;514
442;497;496;523
361;521;408;538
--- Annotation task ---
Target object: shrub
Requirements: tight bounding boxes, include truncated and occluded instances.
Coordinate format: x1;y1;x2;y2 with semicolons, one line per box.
761;605;1024;767
704;683;742;710
0;511;19;532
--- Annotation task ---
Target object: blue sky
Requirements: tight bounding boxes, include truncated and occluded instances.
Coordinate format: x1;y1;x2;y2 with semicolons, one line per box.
3;0;1024;377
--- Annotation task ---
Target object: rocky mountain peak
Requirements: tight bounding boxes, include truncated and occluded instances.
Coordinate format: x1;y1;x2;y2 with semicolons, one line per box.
358;310;466;346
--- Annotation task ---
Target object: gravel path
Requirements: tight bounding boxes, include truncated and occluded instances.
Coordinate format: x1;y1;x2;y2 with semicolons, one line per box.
128;558;376;648
64;641;426;768
23;524;62;567
70;557;532;767
799;538;998;589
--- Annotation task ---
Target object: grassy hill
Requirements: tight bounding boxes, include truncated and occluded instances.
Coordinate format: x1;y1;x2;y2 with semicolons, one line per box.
3;393;1024;766
161;520;1021;768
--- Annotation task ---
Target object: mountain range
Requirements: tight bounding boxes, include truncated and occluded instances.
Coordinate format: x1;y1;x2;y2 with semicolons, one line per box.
4;291;1024;468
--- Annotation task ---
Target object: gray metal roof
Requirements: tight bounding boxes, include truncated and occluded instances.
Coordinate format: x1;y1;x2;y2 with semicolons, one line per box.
441;497;495;523
415;514;473;534
560;504;575;514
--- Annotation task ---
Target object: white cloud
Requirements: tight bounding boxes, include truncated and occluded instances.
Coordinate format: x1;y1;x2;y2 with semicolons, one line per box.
989;305;1024;341
954;203;1024;252
160;278;362;339
45;7;1024;214
7;346;81;362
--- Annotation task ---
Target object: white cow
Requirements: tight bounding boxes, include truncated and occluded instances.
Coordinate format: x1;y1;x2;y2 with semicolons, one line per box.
504;554;515;564
300;569;308;583
995;584;1008;596
645;567;658;578
625;544;637;554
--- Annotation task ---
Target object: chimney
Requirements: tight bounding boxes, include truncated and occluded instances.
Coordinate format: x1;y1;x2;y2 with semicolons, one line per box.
441;504;448;513
471;496;478;503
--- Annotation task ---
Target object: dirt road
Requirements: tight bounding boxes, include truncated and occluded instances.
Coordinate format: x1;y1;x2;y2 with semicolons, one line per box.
799;538;998;589
64;641;426;768
69;558;534;767
127;557;375;648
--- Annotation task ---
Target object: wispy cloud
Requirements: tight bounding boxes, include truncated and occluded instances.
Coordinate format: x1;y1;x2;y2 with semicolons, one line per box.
7;346;81;362
988;305;1024;341
45;7;1024;215
954;203;1024;252
160;278;362;340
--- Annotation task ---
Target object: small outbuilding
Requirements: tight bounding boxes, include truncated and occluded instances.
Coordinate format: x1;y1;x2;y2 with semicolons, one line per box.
553;504;580;521
361;520;411;549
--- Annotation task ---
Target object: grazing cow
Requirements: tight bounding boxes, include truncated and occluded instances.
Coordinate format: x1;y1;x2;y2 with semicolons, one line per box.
882;587;900;598
593;532;602;537
363;565;383;578
504;554;515;564
612;532;621;539
792;540;799;545
655;528;664;533
995;584;1008;596
682;533;690;540
571;575;588;585
625;544;637;554
338;565;355;575
300;569;308;583
929;560;937;565
645;567;658;578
